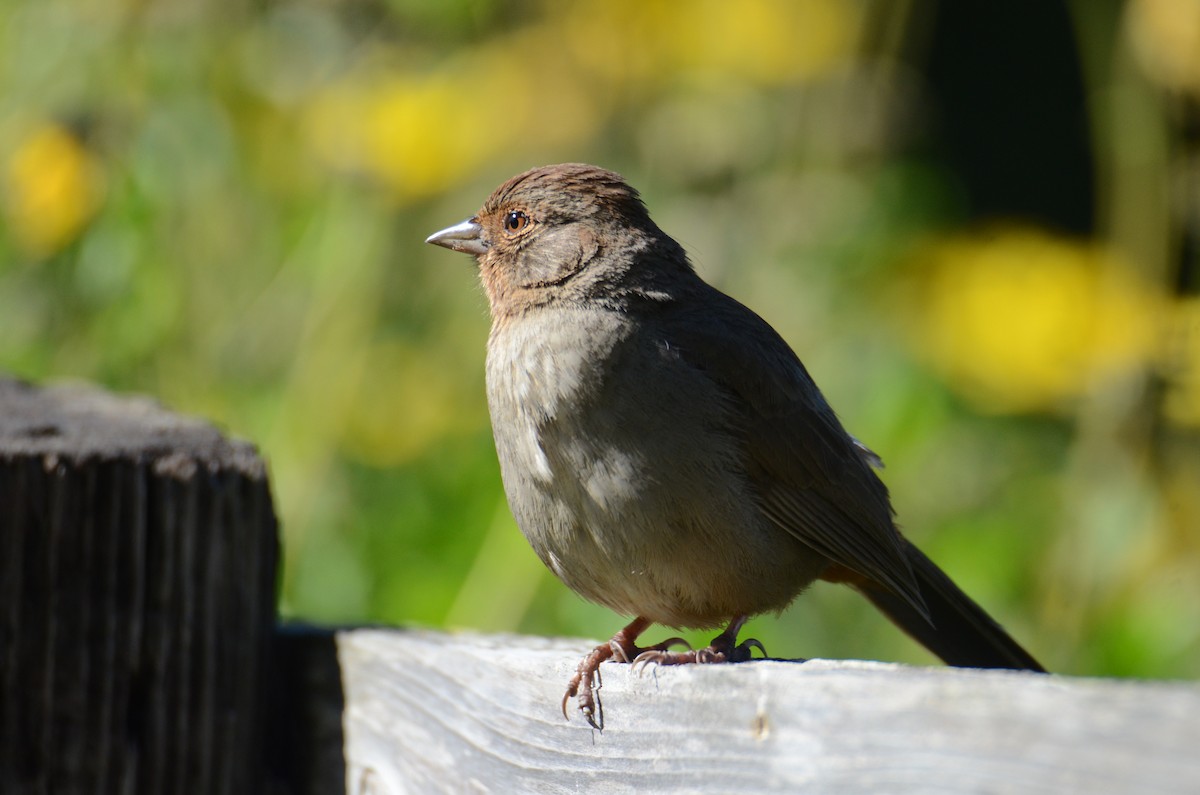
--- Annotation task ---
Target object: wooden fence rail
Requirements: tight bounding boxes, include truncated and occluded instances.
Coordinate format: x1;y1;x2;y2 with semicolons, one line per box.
330;628;1200;794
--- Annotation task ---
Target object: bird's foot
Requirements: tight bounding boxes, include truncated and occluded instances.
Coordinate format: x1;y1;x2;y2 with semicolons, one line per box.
562;617;693;729
561;615;764;728
633;615;765;671
562;642;613;730
631;637;766;669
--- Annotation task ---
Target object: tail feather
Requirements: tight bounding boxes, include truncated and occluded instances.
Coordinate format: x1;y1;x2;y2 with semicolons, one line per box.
848;540;1045;672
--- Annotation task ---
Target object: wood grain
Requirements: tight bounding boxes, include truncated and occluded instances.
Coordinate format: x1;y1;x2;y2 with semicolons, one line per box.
338;628;1200;795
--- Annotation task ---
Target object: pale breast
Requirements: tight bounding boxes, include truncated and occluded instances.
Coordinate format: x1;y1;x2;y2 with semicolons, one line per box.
485;307;827;628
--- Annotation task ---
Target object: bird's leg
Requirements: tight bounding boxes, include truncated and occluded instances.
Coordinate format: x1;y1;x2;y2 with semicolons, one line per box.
562;616;693;729
632;614;766;670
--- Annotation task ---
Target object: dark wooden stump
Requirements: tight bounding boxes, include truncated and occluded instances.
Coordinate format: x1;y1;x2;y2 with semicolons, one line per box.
0;377;279;794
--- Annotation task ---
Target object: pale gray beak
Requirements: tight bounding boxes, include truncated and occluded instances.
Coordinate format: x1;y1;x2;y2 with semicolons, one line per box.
425;217;487;256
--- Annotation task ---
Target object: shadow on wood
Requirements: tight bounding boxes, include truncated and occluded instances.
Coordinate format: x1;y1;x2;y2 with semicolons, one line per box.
266;626;346;795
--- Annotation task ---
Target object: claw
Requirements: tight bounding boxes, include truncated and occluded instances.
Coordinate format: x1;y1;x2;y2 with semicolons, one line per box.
609;639;634;663
632;649;682;674
651;636;692;652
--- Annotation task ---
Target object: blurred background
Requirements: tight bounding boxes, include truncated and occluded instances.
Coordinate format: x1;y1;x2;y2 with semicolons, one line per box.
2;0;1198;679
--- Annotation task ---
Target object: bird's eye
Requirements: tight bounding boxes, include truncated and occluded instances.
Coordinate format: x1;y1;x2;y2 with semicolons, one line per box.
504;210;529;234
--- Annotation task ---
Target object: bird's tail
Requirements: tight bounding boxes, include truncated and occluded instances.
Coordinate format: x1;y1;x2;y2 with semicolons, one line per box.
843;540;1045;672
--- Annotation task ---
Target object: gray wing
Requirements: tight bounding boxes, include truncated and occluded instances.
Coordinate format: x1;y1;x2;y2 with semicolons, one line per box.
660;284;928;618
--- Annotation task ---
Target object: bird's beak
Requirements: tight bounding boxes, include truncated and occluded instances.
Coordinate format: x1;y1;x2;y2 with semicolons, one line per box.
425;217;487;256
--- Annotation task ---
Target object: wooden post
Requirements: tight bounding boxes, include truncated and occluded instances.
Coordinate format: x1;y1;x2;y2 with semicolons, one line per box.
0;378;279;794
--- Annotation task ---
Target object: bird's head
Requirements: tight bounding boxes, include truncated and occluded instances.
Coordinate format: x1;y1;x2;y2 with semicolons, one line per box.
427;163;689;317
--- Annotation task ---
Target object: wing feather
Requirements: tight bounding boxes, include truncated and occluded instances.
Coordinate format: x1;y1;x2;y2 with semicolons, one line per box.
659;285;929;619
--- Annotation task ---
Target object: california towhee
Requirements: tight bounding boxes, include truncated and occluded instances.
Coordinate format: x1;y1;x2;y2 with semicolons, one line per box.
427;163;1044;728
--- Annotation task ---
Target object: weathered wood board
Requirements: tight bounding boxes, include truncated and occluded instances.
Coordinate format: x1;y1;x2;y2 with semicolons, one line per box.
337;628;1200;795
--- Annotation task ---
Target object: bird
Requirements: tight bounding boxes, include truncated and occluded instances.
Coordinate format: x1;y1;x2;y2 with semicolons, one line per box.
426;163;1044;729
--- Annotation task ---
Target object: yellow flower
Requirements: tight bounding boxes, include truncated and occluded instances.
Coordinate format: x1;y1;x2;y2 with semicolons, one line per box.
564;0;857;86
1128;0;1200;96
907;228;1160;413
301;0;857;199
4;123;104;258
665;0;858;84
303;39;598;202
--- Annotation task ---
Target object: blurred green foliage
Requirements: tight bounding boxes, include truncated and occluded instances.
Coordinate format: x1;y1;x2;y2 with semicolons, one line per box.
2;0;1198;679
